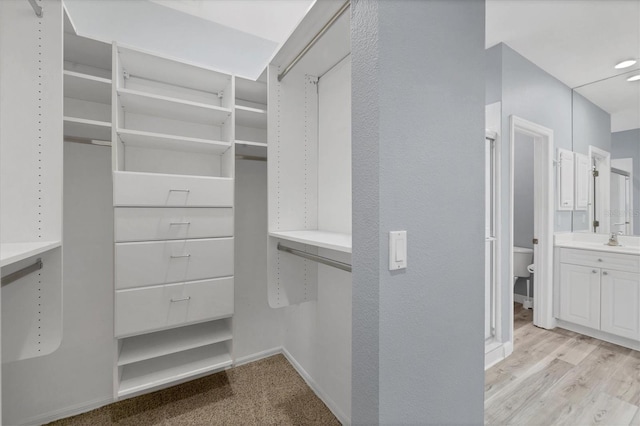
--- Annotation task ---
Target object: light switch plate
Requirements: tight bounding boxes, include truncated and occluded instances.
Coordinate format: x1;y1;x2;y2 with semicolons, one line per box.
389;231;407;270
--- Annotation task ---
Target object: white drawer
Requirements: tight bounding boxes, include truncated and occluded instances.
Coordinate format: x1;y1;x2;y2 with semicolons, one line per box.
559;248;640;273
113;171;233;207
115;277;234;337
114;207;233;242
115;238;234;289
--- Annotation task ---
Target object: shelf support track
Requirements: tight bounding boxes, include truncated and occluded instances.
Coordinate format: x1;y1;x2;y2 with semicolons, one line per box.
277;0;350;82
277;243;351;272
2;258;43;285
27;0;42;17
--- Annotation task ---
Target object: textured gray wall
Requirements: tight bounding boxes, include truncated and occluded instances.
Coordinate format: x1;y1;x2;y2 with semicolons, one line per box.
611;129;640;235
352;0;485;423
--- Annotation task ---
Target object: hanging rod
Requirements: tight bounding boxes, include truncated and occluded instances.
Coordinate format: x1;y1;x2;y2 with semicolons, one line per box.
277;242;351;272
277;0;350;82
64;136;111;147
2;258;43;285
27;0;42;18
236;154;267;162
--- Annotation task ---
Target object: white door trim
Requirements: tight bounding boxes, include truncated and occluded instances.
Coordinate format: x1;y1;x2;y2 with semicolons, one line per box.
510;116;556;330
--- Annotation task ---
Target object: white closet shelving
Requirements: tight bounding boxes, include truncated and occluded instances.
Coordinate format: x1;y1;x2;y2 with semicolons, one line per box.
235;75;267;158
112;43;235;399
63;32;112;142
266;3;352;308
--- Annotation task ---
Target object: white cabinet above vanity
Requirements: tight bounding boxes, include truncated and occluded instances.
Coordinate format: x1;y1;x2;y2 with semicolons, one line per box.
554;233;640;347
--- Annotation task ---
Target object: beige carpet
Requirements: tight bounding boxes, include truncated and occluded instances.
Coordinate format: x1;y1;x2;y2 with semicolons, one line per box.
47;354;340;426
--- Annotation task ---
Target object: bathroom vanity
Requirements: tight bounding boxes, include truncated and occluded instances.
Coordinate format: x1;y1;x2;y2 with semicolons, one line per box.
554;233;640;348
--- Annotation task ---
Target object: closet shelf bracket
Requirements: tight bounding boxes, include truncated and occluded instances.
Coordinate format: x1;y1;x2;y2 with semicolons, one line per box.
277;243;351;272
2;258;43;285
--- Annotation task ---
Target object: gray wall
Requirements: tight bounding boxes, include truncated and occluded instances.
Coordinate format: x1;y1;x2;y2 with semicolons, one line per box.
352;0;485;424
611;129;640;235
572;92;612;232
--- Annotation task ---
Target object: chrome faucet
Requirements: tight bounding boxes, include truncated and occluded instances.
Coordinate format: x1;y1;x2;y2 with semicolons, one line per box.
607;232;620;246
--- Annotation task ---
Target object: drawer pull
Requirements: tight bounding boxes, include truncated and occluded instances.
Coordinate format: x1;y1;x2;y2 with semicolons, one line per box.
598;258;603;262
170;254;191;258
169;222;191;226
603;271;608;276
170;296;191;302
169;189;190;193
592;270;598;274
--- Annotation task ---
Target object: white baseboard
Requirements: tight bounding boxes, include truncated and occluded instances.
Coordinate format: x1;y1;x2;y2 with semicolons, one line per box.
514;293;533;307
484;340;514;370
281;347;350;426
557;320;640;351
18;395;114;426
234;347;282;367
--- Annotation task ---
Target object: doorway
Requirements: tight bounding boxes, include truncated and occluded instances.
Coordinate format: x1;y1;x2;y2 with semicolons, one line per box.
509;116;555;334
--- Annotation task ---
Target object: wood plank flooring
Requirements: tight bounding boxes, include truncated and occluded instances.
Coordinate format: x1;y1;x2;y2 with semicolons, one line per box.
486;304;640;425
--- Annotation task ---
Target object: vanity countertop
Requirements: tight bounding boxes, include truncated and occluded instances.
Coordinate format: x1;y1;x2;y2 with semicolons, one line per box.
555;233;640;256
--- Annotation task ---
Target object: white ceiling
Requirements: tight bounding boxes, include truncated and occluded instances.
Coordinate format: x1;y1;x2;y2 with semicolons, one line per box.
486;0;640;132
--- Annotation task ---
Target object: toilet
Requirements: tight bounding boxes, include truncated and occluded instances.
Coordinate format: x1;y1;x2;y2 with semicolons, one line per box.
513;246;534;280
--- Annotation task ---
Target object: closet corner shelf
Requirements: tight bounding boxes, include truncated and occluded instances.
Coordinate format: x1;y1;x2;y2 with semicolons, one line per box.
1;241;61;268
117;89;231;126
117;129;231;155
64;70;112;104
235;105;267;128
64;116;112;141
117;343;232;398
269;230;352;253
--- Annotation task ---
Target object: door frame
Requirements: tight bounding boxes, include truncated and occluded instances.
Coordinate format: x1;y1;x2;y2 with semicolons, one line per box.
509;116;555;331
589;145;611;234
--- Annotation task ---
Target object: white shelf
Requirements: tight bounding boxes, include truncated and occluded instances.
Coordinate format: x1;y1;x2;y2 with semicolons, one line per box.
235;105;267;129
117;129;231;155
117;88;231;126
118;320;232;366
118;46;230;95
64;116;111;141
269;230;352;253
236;77;267;105
118;343;232;398
64;70;111;104
1;241;61;268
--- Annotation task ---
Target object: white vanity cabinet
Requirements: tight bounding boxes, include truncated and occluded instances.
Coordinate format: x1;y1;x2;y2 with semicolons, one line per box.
557;247;640;341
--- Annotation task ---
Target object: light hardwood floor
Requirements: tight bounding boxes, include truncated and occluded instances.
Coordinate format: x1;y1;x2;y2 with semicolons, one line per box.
485;304;640;425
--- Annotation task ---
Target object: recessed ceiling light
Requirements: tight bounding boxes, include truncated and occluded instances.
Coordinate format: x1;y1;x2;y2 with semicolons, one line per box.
615;59;637;69
627;74;640;82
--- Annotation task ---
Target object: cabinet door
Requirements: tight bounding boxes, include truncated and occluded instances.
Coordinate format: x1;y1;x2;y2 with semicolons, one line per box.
601;270;640;340
559;263;600;329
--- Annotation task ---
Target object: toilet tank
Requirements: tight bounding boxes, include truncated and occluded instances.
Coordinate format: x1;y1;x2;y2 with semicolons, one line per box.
513;246;533;278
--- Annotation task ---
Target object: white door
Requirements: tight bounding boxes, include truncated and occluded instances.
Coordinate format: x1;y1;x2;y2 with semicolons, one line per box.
559;263;600;329
601;270;640;340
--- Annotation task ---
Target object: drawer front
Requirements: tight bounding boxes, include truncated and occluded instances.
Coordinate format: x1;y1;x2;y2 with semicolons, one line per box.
115;238;234;289
559;248;640;273
114;207;233;242
113;171;233;207
115;277;234;337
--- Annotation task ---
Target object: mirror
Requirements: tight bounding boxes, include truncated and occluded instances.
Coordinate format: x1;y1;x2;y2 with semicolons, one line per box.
572;69;640;236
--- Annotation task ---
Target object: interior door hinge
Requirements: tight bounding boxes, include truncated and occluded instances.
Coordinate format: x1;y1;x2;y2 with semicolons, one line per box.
593;220;600;228
532;238;539;245
593;170;599;177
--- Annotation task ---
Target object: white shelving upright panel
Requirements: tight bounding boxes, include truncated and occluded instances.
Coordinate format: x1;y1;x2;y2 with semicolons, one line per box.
111;43;235;399
266;4;352;308
0;0;64;364
235;75;268;158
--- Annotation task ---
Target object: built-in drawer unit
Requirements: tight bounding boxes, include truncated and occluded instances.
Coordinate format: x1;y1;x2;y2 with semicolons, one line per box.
115;237;234;289
113;171;233;207
115;277;234;337
559;248;640;273
114;207;233;242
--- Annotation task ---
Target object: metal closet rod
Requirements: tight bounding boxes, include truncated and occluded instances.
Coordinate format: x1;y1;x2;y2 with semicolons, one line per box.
2;258;43;285
277;242;352;272
277;0;350;82
27;0;42;17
